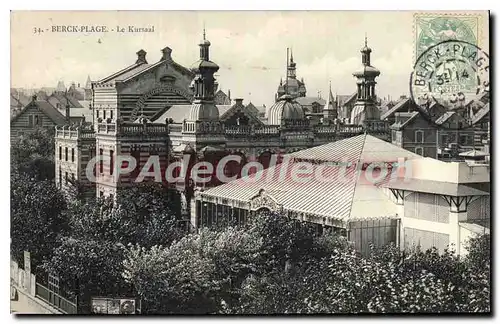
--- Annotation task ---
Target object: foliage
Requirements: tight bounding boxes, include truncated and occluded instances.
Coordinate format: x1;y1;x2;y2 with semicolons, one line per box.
10;169;67;271
11;127;55;180
123;227;262;314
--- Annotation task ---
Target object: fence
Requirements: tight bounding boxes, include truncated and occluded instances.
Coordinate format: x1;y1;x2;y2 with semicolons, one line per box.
35;283;78;314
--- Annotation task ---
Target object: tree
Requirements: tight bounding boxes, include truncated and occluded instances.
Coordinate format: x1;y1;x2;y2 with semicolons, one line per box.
10;169;67;271
11;127;55;180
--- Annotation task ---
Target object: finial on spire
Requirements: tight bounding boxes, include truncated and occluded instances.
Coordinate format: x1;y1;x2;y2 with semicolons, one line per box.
290;47;294;63
203;21;206;40
365;33;367;47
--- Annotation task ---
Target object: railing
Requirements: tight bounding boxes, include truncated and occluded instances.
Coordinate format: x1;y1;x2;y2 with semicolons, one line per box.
35;283;78;314
55;127;95;139
96;122;169;136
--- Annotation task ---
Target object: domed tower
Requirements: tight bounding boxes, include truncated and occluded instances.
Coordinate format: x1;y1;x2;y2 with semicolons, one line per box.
182;28;225;149
350;36;381;125
267;94;306;126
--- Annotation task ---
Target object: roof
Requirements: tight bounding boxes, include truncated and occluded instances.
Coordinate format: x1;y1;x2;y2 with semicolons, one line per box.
471;103;490;125
435;111;456;125
382;178;489;197
201;161;398;223
337;93;357;106
36;100;68;125
295;96;326;106
459;222;490;235
289;133;422;164
50;92;83;108
459;149;489;157
380;97;411;120
217;105;233;118
390;111;421;130
69;106;93;122
152;105;191;123
11;100;68;125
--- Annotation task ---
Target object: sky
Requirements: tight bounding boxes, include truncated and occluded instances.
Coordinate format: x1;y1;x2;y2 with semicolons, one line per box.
10;11;489;108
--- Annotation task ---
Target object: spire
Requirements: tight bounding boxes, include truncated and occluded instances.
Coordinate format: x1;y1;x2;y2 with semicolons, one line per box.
199;27;211;60
365;32;367;47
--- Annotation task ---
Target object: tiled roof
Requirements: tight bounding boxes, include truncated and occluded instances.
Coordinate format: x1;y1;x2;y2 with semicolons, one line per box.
380;98;410;120
290;133;422;164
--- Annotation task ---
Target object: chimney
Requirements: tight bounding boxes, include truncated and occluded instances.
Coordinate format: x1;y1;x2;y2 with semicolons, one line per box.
136;49;148;64
160;47;172;61
228;89;231;100
235;98;244;105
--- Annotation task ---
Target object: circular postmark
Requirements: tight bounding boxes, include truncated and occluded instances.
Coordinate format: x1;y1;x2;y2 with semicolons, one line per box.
410;40;489;128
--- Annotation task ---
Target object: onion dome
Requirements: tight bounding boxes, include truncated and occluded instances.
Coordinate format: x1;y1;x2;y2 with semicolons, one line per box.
267;94;305;125
352;65;380;77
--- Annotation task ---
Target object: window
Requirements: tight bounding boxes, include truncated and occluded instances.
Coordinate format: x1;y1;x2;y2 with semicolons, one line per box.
65;147;68;161
28;115;33;127
34;115;40;126
440;134;448;145
110;150;114;175
71;148;75;162
415;130;424;143
110;110;114;120
415;147;424;156
71;173;75;182
97;110;100;119
103;110;107;120
59;146;62;160
99;149;104;174
65;172;68;185
99;191;104;197
59;168;62;187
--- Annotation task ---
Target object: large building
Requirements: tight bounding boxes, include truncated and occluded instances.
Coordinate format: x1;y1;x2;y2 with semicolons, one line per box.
54;30;390;201
195;134;490;256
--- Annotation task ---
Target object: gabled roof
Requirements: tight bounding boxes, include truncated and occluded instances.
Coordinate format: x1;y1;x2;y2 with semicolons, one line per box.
11;100;67;125
245;103;266;117
471;103;490;125
380;97;411;120
219;103;265;125
390;111;421;130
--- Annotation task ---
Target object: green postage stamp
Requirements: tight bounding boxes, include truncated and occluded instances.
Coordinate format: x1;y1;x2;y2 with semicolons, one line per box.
413;12;482;62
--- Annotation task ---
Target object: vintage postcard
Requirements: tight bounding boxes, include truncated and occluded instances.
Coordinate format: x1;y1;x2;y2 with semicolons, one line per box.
10;10;490;315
